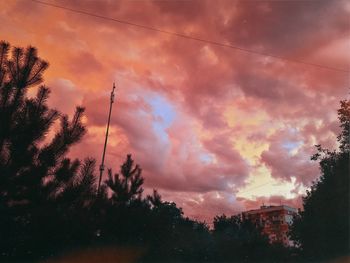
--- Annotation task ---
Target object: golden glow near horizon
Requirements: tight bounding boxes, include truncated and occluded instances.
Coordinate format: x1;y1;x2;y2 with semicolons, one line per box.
2;0;348;220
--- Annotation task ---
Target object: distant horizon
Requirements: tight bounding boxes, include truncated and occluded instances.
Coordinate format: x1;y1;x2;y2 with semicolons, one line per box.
1;0;349;223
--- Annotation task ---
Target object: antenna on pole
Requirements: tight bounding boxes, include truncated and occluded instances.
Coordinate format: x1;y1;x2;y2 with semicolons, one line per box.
98;82;116;195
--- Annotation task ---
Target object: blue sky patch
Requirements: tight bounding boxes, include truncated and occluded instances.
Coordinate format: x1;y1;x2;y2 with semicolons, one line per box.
282;140;302;154
146;93;176;142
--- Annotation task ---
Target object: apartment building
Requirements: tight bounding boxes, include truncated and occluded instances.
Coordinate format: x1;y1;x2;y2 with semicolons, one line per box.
242;205;298;246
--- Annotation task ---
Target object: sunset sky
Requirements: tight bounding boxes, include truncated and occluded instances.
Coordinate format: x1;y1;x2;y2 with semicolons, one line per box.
1;0;349;223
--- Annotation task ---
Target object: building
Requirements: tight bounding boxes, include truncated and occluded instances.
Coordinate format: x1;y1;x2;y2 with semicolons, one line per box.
242;205;298;246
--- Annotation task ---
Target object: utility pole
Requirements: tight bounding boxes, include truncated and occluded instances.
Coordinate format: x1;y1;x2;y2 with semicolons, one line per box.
98;83;116;195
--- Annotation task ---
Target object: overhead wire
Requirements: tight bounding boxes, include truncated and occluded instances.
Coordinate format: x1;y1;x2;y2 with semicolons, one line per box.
236;163;317;196
31;0;349;73
237;182;271;195
29;0;339;198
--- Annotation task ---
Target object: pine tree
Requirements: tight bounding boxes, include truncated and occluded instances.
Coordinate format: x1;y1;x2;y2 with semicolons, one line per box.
105;154;144;206
0;41;96;260
0;41;89;207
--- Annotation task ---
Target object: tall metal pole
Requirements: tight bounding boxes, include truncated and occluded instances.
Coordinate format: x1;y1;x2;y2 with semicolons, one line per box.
98;83;116;194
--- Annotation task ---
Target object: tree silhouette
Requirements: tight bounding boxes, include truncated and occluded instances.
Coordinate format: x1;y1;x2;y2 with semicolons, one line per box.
0;41;96;260
147;189;162;208
105;154;144;206
338;100;350;152
212;214;274;261
290;100;350;260
0;40;88;207
143;191;213;262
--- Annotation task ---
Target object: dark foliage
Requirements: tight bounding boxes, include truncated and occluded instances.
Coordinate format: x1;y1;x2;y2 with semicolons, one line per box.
105;154;144;206
3;40;341;262
212;214;294;262
0;41;95;260
289;100;350;261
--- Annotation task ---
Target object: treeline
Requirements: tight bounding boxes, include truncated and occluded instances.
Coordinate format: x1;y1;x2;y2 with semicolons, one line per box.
0;41;348;262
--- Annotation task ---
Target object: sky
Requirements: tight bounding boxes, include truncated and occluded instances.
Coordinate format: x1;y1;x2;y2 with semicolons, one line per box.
1;0;349;223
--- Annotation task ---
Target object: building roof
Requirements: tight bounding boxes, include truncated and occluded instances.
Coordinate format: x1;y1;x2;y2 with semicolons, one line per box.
242;205;298;215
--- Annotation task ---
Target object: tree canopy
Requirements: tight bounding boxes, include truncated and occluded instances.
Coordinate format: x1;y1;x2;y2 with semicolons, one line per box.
0;40;98;260
290;99;349;260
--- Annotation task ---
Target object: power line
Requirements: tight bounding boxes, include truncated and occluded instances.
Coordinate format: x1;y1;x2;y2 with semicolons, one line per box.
237;162;318;196
31;0;349;73
237;182;272;195
28;0;345;199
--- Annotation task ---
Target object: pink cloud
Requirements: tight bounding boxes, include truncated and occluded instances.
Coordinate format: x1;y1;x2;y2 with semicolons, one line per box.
2;0;348;221
260;129;320;186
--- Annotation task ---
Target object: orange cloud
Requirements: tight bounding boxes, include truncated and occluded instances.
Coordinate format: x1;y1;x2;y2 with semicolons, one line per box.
1;0;348;222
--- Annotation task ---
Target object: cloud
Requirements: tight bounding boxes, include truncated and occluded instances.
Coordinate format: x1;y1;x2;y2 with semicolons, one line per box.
224;0;349;58
69;51;103;75
2;0;348;221
159;190;244;225
47;78;84;115
260;129;320;186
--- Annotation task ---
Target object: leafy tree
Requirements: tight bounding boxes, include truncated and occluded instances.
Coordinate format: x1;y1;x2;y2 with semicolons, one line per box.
338;100;350;152
212;214;272;261
143;191;212;262
290;100;350;260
